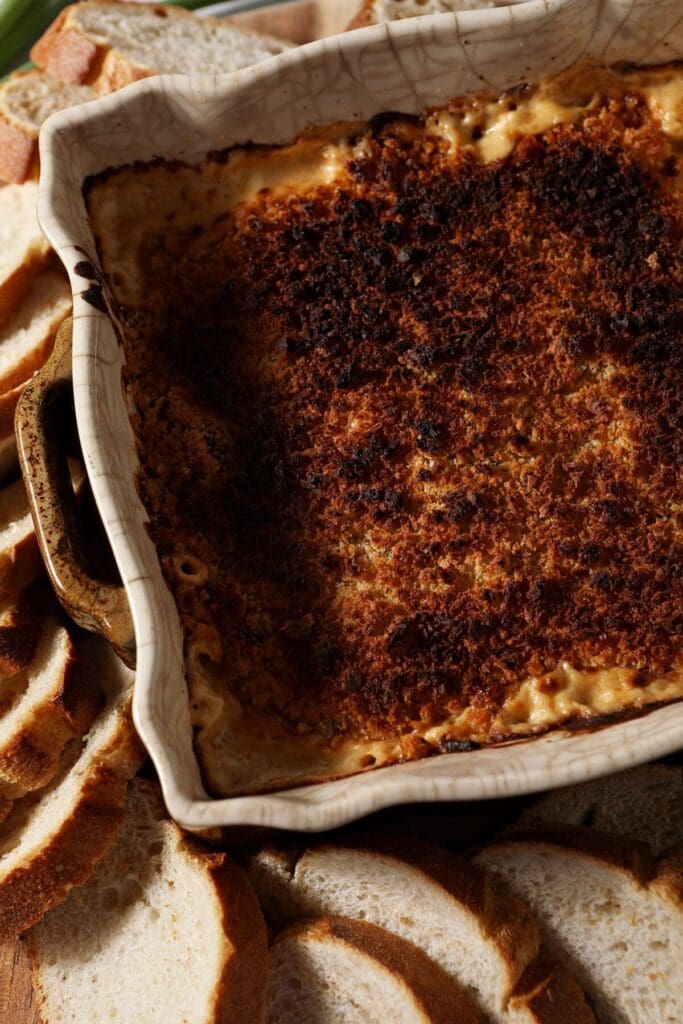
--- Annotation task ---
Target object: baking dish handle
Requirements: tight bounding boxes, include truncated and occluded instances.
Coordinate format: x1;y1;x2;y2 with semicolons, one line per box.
15;317;136;668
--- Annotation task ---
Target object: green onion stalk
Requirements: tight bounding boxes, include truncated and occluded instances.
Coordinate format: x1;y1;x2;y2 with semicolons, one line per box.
0;0;220;77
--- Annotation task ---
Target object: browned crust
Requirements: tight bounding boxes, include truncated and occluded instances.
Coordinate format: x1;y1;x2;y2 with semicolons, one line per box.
93;53;154;96
30;8;103;87
0;700;143;939
346;1;374;29
197;842;270;1024
652;844;683;907
0;115;38;186
0;635;104;792
511;955;595;1024
0;534;41;605
275;915;482;1023
0;794;11;823
304;836;539;997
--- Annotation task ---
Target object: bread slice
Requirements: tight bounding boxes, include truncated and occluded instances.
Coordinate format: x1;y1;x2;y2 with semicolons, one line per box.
0;183;52;328
348;0;499;29
0;383;25;484
0;614;103;794
0;71;94;185
0;267;71;397
475;829;683;1024
0;477;43;600
512;765;683;854
248;839;594;1023
267;915;483;1024
31;1;294;95
28;777;268;1024
0;638;142;938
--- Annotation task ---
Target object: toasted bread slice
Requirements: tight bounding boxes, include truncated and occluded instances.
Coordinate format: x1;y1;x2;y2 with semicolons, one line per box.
475;829;683;1024
31;1;293;95
0;383;25;484
0;71;94;185
0;614;103;794
267;915;483;1024
348;0;499;28
248;839;593;1022
28;778;267;1024
0;795;10;823
0;268;71;397
511;765;683;854
0;184;52;327
0;638;141;938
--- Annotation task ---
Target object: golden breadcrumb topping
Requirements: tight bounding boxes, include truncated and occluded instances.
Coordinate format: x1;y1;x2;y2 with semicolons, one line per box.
87;63;682;791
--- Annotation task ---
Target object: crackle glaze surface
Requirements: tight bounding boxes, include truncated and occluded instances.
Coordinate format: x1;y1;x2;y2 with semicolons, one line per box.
38;0;683;829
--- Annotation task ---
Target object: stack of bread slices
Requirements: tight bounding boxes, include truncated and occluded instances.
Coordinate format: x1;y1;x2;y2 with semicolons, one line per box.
245;763;683;1024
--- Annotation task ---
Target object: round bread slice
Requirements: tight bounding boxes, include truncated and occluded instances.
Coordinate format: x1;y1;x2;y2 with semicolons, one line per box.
475;829;683;1024
31;1;293;95
248;838;592;1022
0;637;142;938
267;915;482;1024
29;778;268;1024
0;266;71;396
0;615;103;794
511;765;683;853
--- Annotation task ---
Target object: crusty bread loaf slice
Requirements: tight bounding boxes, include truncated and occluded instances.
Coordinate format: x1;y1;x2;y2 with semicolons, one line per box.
267;915;483;1024
0;614;102;794
0;638;142;938
0;477;43;600
348;0;499;29
28;777;268;1024
0;184;52;327
0;71;94;185
511;765;683;854
0;267;71;398
31;1;293;95
248;839;594;1023
475;829;683;1024
0;794;11;823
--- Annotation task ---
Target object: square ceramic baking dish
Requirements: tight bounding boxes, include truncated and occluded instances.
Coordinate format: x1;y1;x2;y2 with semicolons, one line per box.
17;0;683;830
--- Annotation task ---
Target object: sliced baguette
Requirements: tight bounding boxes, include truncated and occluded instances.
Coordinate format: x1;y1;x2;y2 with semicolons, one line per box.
32;1;293;95
29;777;268;1024
0;184;52;327
0;267;71;397
0;383;25;484
0;71;94;185
248;839;594;1023
0;638;142;938
475;829;683;1024
0;795;10;823
511;765;683;854
348;0;499;29
267;915;483;1024
0;615;102;794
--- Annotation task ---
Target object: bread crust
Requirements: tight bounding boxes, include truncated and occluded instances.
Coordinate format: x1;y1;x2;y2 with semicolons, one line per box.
510;956;595;1024
195;839;270;1024
346;1;375;29
0;631;104;793
0;116;37;186
273;915;482;1023
30;8;103;87
0;697;143;939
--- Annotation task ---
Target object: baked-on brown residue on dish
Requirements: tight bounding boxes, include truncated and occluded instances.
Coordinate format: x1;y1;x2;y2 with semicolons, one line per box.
88;64;682;792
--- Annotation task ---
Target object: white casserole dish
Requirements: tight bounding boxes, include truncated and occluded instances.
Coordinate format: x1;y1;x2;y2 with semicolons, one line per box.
26;0;683;830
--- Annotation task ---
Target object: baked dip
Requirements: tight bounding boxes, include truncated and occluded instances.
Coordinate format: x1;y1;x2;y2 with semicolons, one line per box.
86;62;683;796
